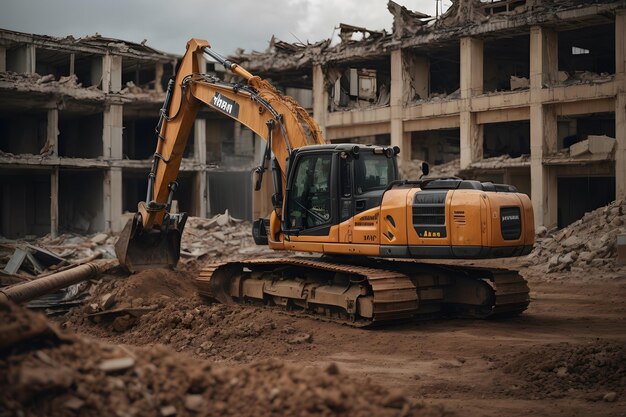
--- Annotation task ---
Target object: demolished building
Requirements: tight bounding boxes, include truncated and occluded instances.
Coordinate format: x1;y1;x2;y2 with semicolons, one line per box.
0;30;264;239
1;0;625;238
235;0;626;228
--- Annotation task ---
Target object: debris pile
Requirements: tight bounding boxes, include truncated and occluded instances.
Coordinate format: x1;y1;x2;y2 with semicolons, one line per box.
1;233;116;281
526;199;626;274
400;158;461;180
1;300;449;417
496;340;625;401
181;212;273;263
464;154;529;170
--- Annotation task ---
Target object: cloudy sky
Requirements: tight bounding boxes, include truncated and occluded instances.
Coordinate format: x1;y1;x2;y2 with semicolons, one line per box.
0;0;450;55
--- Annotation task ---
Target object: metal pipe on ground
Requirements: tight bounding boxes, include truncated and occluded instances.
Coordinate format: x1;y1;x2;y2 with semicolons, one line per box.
0;259;119;304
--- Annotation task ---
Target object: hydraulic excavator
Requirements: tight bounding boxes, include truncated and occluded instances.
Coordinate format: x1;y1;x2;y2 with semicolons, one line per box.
115;39;535;326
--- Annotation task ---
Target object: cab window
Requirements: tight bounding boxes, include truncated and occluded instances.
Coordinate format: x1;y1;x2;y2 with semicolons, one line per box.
354;153;395;194
287;154;332;230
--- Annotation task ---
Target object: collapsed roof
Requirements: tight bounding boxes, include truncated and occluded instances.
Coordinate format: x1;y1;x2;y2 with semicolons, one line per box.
233;0;625;74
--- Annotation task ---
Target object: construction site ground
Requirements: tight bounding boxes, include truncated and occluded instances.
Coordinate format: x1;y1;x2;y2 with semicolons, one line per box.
2;204;626;416
43;258;624;417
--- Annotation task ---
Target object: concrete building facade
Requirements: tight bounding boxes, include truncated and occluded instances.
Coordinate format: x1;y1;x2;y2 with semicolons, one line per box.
238;0;626;229
0;30;264;239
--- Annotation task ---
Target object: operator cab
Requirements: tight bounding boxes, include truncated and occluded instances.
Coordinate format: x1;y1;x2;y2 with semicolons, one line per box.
282;144;400;237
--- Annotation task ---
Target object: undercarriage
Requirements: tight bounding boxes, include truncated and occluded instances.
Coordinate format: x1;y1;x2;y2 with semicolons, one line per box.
195;256;530;327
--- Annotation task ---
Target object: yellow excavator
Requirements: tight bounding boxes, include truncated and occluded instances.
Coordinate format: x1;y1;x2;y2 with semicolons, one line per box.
115;39;535;326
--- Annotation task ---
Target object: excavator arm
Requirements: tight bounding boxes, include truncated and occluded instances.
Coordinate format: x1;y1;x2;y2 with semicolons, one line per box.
116;38;325;272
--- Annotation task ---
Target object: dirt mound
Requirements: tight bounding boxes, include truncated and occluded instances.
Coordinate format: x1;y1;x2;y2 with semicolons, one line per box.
1;301;451;417
526;199;626;275
106;268;198;301
496;340;626;400
65;293;324;361
61;268;323;360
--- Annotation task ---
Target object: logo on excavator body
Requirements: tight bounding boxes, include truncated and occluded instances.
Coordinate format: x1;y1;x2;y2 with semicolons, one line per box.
501;214;520;221
419;231;442;238
211;93;240;117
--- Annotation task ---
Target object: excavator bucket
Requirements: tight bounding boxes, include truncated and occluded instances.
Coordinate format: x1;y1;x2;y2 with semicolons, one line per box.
115;213;187;273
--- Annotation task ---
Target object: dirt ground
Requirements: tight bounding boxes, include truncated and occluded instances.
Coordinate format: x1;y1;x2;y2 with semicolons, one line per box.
41;257;624;417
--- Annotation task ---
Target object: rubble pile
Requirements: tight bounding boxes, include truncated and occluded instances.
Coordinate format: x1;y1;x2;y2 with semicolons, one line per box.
400;159;461;180
181;212;273;263
526;199;626;274
0;301;449;417
0;212;267;281
496;340;625;401
464;155;529;170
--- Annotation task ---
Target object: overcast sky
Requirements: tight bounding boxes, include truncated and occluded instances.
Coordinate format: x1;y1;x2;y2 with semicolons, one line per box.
0;0;450;56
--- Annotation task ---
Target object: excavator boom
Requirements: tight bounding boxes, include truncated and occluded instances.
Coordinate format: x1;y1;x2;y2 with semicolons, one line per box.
116;39;324;272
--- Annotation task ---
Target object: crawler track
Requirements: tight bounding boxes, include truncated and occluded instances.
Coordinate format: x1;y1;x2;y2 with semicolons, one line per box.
195;257;529;327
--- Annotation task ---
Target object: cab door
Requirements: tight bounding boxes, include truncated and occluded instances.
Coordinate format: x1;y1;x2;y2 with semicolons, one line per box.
284;151;338;243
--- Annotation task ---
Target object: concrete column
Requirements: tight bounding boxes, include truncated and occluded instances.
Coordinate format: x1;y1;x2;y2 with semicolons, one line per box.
530;26;558;89
193;118;208;217
50;168;59;237
0;46;6;72
69;53;75;76
390;49;411;164
529;26;559;228
7;44;35;74
530;104;558;228
103;104;123;159
409;55;429;101
155;62;164;94
47;108;59;156
194;119;207;163
459;37;484;169
102;53;122;93
312;64;327;138
616;93;626;200
460;111;483;169
460;37;483;98
615;12;626;199
192;172;207;218
104;167;123;233
615;11;626;87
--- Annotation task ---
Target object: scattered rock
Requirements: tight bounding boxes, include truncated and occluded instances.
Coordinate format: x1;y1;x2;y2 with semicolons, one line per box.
101;293;116;309
160;405;177;416
112;314;136;332
603;392;617;402
91;233;109;244
326;362;340;375
184;394;206;412
64;397;85;411
288;333;312;344
98;357;136;373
